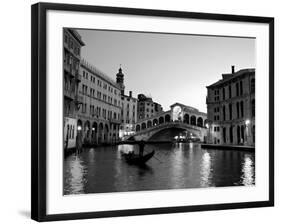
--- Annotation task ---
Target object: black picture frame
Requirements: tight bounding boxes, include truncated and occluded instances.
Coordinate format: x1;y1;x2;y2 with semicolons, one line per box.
31;2;274;222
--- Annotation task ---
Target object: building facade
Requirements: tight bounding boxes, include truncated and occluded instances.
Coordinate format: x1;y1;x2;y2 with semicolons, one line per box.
115;68;138;139
206;66;255;146
63;28;85;150
119;91;138;139
137;94;163;120
77;59;122;145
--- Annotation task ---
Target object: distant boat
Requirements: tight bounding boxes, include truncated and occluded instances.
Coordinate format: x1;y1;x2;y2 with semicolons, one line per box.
123;150;155;165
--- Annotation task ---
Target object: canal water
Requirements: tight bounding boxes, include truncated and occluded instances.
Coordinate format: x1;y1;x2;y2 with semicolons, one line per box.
63;143;255;195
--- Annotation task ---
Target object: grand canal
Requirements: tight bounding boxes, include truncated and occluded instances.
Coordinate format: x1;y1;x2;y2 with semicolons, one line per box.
63;142;255;195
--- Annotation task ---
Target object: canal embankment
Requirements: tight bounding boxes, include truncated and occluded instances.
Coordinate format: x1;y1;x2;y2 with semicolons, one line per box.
201;144;255;152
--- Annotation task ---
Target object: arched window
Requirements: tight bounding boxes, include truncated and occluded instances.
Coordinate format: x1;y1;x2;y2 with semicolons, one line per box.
165;114;171;123
228;85;232;98
197;117;203;127
251;99;255;116
240;101;244;118
183;114;189;124
253;125;255;143
153;119;158;126
147;120;152;128
141;122;146;130
241;125;245;143
229;126;233;143
223;105;226;121
190;116;196;126
237;125;241;144
159;117;164;124
251;78;255;93
236;82;239;96
236;102;240;118
229;103;232;120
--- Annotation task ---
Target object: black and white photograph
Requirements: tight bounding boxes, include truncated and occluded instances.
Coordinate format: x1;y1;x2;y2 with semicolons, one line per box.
63;28;256;195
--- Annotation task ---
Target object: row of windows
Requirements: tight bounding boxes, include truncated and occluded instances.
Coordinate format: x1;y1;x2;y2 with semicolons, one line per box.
214;115;220;121
64;51;79;72
212;124;255;144
64;32;81;56
214;126;220;132
66;124;75;139
139;113;155;119
219;99;255;122
81;84;120;106
214;78;255;102
82;70;118;95
139;108;154;113
139;102;154;107
121;96;137;103
214;107;220;113
81;103;120;120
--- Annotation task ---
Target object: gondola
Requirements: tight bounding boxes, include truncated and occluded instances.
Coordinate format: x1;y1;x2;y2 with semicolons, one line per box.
123;150;155;165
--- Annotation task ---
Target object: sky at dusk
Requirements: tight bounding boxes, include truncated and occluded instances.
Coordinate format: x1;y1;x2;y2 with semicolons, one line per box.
75;29;255;113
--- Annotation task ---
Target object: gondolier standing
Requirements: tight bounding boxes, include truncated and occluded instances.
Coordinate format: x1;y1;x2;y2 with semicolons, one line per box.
139;140;145;157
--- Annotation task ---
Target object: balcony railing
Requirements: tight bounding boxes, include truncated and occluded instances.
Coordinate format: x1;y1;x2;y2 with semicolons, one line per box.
75;94;83;104
75;73;82;81
109;118;122;124
64;89;75;100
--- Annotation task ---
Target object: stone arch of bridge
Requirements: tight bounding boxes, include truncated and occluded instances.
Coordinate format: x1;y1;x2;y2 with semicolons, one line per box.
147;126;200;141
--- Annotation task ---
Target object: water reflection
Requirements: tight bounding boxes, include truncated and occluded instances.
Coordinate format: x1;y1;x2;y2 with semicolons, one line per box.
64;143;255;194
241;154;255;186
64;154;87;194
200;152;212;187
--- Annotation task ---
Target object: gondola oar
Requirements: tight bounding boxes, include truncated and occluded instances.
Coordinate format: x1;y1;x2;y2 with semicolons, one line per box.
151;154;163;163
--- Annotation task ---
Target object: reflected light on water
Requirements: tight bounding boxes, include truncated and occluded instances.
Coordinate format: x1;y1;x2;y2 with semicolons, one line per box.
241;155;255;186
64;142;255;194
200;152;212;187
66;156;86;194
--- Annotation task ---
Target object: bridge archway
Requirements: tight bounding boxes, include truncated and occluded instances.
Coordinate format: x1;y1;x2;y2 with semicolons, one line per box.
84;120;90;140
104;124;109;143
190;115;196;126
183;114;189;124
148;127;200;141
159;116;164;124
147;120;152;128
77;119;83;130
204;119;207;127
136;124;140;132
92;122;98;143
153;118;158;126
98;123;103;143
197;117;203;127
141;122;146;130
131;122;207;142
165;114;171;122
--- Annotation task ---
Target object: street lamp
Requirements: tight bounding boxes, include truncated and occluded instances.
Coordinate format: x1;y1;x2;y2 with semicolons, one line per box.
245;119;251;144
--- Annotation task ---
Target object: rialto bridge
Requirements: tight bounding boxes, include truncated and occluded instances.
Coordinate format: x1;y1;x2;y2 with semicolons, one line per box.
129;103;208;141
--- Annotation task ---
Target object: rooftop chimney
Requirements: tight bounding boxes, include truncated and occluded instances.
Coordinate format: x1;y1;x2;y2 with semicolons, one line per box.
231;65;235;74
